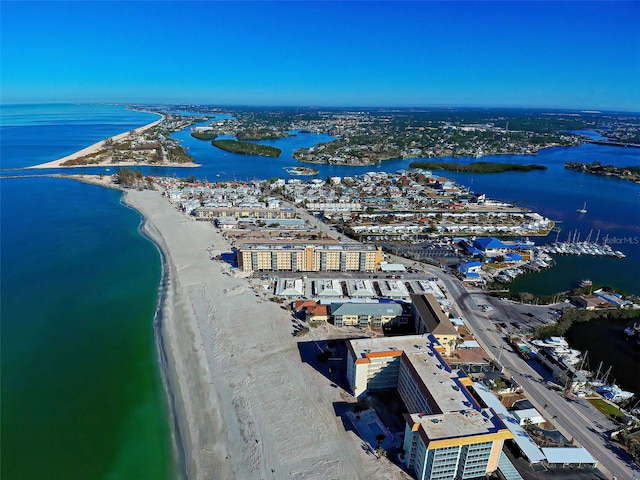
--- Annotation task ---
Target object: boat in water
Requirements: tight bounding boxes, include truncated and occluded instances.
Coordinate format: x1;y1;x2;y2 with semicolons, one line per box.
623;322;640;338
577;201;587;214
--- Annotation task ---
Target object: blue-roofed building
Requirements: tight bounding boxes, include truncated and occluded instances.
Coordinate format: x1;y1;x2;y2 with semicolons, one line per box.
459;240;484;256
459;261;482;275
459;261;484;283
473;237;512;252
504;253;523;262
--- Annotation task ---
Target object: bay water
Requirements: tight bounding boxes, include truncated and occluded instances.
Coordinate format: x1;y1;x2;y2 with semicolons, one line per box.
2;105;639;478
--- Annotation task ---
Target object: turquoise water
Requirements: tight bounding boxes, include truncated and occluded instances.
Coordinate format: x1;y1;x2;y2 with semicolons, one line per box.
2;105;639;478
1;106;175;479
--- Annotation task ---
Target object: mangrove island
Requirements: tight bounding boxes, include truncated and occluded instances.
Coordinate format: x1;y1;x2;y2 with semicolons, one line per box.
409;161;548;173
211;139;282;157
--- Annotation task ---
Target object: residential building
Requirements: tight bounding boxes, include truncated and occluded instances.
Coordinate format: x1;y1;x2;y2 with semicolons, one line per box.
331;302;406;327
194;206;296;221
237;244;382;273
410;294;459;356
346;335;512;480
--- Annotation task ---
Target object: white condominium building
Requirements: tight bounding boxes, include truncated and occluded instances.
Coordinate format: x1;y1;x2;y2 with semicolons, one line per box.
346;335;512;480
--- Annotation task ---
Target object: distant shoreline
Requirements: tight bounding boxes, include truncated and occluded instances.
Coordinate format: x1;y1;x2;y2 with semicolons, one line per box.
28;112;198;170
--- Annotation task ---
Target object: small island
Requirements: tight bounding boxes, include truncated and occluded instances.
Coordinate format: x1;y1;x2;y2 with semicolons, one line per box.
284;166;319;176
565;161;640;183
409;161;548;173
190;130;217;140
211;139;282;157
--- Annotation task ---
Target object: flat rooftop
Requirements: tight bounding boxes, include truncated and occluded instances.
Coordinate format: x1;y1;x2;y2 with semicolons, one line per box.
346;279;376;297
404;352;475;413
408;408;505;441
472;381;546;463
349;334;434;360
331;302;403;317
348;335;477;413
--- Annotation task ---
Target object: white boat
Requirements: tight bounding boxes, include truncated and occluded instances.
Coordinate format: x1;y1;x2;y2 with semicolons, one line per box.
596;384;634;403
577;202;587;214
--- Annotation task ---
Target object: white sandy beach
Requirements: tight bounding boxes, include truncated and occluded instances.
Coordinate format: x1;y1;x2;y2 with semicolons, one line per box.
123;187;407;480
29;113;197;169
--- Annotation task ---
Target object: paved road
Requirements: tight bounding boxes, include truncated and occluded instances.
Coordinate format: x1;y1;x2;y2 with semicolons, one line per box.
269;210;640;478
446;275;640;480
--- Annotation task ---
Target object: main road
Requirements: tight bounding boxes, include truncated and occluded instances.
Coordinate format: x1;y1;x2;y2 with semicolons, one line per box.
441;272;640;480
279;206;639;478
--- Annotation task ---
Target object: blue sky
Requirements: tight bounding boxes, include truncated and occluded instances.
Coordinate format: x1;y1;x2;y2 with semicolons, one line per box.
2;1;639;111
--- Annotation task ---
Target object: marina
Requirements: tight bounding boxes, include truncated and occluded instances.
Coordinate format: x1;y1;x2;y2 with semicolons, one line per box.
538;229;626;258
515;336;636;405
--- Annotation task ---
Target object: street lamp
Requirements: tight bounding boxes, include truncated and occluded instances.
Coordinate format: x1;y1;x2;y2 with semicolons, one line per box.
497;344;504;364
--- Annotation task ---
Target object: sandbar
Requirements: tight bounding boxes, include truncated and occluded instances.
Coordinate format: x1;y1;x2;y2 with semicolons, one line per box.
122;185;405;479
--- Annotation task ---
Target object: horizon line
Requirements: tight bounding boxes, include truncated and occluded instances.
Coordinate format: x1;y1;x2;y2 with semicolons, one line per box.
2;101;639;115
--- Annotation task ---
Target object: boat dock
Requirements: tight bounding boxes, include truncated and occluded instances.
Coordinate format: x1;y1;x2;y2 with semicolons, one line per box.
538;229;625;258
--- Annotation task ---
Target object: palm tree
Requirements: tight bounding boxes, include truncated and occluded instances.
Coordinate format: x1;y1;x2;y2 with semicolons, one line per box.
375;446;387;459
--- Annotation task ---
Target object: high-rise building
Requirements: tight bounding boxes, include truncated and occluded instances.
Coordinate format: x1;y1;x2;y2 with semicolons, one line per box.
346;335;512;480
237;244;382;273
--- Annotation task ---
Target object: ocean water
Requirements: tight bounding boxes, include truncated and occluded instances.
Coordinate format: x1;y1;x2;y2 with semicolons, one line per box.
1;105;174;479
2;105;639;478
1;104;161;169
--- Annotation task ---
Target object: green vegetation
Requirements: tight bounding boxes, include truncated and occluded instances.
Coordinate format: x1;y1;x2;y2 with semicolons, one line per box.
490;377;509;392
588;398;627;421
212;139;281;157
190;131;217;140
294;327;310;337
533;308;640;339
565;161;640;183
615;429;640;465
237;128;293;140
61;151;104;166
167;145;194;163
409;161;547;173
113;167;143;187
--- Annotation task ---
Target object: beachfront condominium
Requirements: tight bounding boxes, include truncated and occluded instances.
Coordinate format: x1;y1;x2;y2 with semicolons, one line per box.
237;243;382;273
346;335;512;480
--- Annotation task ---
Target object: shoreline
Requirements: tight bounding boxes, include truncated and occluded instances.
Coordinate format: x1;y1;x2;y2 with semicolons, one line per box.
13;173;637;479
120;189;188;480
117;181;401;479
29;112;173;170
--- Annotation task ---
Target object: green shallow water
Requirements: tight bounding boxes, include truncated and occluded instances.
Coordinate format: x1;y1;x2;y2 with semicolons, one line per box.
1;177;174;479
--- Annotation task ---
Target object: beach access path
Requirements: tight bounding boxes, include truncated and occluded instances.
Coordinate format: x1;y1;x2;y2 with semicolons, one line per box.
123;187;406;480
